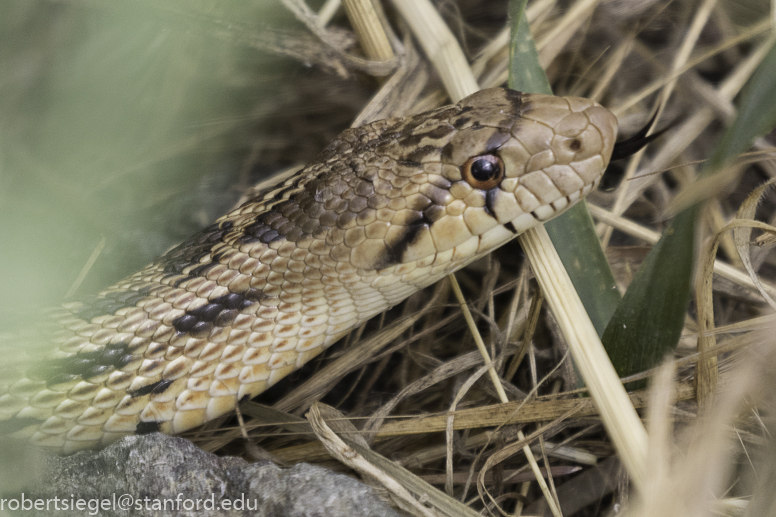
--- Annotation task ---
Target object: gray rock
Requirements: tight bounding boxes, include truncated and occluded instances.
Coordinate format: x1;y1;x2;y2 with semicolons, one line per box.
18;433;401;517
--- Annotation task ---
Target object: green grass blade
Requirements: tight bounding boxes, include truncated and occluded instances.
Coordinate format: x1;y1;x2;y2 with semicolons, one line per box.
544;206;622;335
706;37;776;172
507;2;551;96
508;0;620;336
601;207;696;381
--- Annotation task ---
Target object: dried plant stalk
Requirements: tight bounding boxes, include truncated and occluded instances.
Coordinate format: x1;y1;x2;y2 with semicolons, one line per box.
341;0;394;61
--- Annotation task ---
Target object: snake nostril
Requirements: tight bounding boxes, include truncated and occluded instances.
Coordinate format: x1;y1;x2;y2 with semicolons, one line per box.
568;139;582;151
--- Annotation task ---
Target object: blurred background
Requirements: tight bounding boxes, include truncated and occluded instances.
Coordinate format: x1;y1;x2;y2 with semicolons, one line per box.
0;1;371;327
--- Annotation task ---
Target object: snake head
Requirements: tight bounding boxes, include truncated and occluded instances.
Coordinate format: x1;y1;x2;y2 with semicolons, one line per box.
335;87;617;272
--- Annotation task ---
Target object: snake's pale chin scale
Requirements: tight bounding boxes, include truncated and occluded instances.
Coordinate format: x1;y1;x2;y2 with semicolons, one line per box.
476;225;515;255
1;88;618;452
509;213;538;234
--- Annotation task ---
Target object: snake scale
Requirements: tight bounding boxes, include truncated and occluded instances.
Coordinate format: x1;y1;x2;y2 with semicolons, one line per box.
0;88;617;453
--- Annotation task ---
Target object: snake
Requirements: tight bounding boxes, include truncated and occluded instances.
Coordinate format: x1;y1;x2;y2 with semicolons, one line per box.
0;88;618;453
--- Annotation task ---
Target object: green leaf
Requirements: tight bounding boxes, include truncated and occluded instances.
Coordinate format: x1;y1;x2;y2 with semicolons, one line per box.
508;2;551;96
601;207;696;382
706;37;776;174
507;0;620;335
545;205;622;335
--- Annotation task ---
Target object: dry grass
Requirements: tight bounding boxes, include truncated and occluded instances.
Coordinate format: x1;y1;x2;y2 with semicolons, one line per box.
4;0;776;515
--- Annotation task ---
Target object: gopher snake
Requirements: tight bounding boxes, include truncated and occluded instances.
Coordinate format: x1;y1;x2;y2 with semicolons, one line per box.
0;88;617;453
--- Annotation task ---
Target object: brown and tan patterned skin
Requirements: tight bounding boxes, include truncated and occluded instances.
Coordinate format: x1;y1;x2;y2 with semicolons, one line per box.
0;88;617;453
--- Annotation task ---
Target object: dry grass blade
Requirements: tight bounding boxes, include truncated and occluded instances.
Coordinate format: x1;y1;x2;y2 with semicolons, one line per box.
610;18;773;117
308;404;439;517
375;383;695;438
450;272;563;516
663;162;745;217
611;33;776;213
624;342;776;517
341;0;394;61
602;0;716;247
273;303;436;413
475;404;584;514
351;38;429;126
390;0;480;100
63;236;107;299
729;179;776;310
422;466;581;486
449;275;509;404
520;226;649;488
643;361;676;503
534;0;602;67
361;349;492;441
316;0;342;26
308;404;482;517
696;215;725;410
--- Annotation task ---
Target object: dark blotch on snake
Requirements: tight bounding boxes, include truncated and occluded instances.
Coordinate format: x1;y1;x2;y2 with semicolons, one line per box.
391;224;426;267
240;211;292;245
190;303;224;322
484;189;501;218
128;379;174;398
452;116;471;128
485;131;511;153
215;309;238;327
398;125;455;148
136;421;161;434
188;262;218;278
190;321;214;338
422;205;446;224
173;314;197;333
396;159;422;168
406;145;439;163
172;290;262;335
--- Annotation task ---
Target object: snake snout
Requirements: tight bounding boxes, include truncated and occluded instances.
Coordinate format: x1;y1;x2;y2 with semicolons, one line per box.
482;94;617;231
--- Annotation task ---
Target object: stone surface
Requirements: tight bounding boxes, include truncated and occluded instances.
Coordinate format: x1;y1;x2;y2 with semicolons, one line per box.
17;433;401;517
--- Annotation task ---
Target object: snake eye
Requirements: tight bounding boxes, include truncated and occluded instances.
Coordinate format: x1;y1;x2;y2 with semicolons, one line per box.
462;154;505;190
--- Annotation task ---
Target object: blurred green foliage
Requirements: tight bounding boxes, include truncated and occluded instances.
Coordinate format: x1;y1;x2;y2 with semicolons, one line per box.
0;1;303;326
